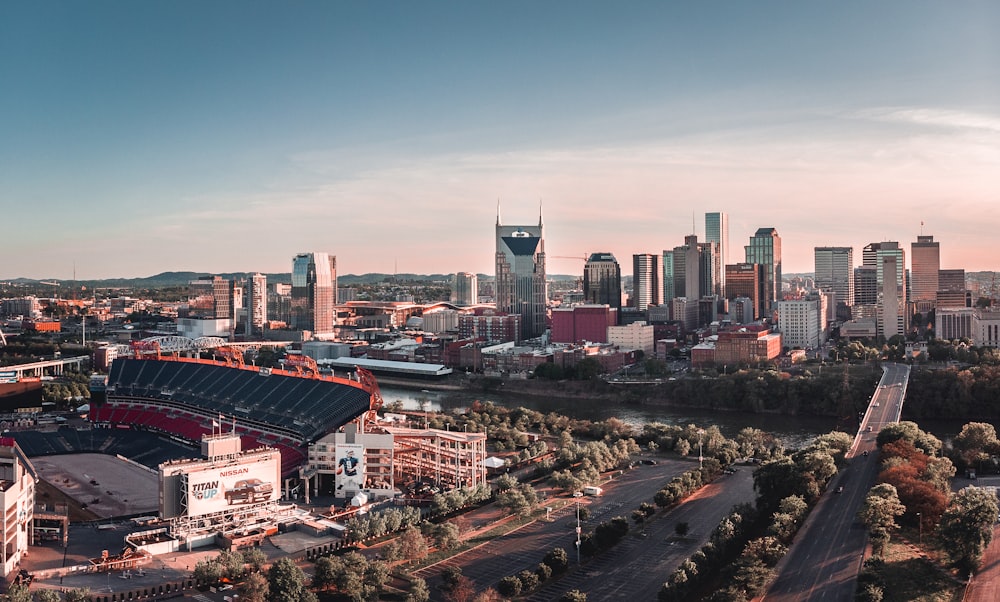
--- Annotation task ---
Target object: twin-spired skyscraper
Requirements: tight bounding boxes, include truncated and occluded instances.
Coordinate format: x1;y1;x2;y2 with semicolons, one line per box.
495;209;547;340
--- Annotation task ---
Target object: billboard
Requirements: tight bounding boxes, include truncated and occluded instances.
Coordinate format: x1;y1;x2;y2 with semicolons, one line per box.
335;444;365;494
184;453;280;517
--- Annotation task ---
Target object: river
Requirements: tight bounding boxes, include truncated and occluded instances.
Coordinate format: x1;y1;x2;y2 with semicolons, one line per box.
379;385;840;450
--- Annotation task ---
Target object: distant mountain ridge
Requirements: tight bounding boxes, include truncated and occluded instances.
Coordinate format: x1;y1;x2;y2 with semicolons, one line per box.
4;271;579;288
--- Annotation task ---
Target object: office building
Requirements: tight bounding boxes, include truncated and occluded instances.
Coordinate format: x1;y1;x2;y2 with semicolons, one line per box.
705;212;728;295
583;253;622;314
245;273;267;337
632;253;660;311
880;254;902;339
725;263;764;321
291;252;337;334
551;304;617;344
911;235;940;303
451;272;479;306
187;276;233;320
937;269;970;308
854;266;878;307
976;309;1000;348
814;247;854;314
0;438;36;578
661;250;675;305
938;307;975;340
495;210;547;340
777;297;825;349
745;228;782;315
875;242;907;336
608;321;655;355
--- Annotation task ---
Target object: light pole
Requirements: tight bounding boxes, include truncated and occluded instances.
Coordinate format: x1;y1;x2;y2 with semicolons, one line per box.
575;500;582;565
698;429;705;469
917;512;922;545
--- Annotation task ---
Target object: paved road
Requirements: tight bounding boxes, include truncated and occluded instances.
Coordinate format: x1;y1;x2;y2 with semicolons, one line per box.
527;468;755;601
413;457;718;593
762;363;910;602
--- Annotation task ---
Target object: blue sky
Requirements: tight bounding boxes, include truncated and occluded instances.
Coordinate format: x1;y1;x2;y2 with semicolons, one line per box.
2;1;998;279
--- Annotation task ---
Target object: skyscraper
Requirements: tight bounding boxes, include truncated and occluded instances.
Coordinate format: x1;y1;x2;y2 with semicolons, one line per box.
291;252;337;334
725;263;764;320
745;228;782;314
451;272;479;306
632;253;660;311
911;235;940;303
661;250;675;304
705;212;729;295
583;253;622;313
814;246;854;313
187;276;233;320
245;272;267;336
875;242;907;336
495;209;547;340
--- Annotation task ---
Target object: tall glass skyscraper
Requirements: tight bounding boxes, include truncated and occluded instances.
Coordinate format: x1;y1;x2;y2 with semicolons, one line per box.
632;253;660;311
814;247;854;310
745;227;782;314
495;210;546;340
705;212;728;296
291;252;337;334
245;272;267;336
911;235;940;303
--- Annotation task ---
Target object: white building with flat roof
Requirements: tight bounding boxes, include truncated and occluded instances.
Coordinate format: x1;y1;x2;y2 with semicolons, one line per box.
607;321;655;355
777;298;824;349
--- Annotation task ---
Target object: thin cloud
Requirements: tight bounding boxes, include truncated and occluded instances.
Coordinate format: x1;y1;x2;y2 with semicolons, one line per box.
853;107;1000;134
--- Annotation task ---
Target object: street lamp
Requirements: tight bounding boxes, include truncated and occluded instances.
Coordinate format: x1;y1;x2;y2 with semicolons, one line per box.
575;500;582;565
698;429;705;469
917;512;922;545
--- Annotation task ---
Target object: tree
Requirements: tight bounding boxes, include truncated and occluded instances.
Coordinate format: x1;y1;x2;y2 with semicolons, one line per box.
36;591;61;602
4;584;30;602
518;568;540;591
496;575;523;597
194;557;224;584
241;572;270;602
268;557;308;602
64;590;92;602
954;422;1000;471
407;577;431;602
938;486;1000;572
495;472;518;492
561;590;588;602
313;555;341;591
543;547;570;573
398;525;429;560
435;521;462;550
243;547;267;573
858;484;906;557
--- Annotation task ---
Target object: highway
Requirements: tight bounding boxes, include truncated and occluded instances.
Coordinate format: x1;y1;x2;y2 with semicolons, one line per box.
762;363;910;601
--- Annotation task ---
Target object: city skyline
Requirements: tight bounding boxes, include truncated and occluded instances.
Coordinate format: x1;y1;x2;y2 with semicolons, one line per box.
3;2;998;280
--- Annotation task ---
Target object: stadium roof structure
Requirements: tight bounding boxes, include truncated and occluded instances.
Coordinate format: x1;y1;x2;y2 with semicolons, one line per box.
322;357;452;378
102;357;373;443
